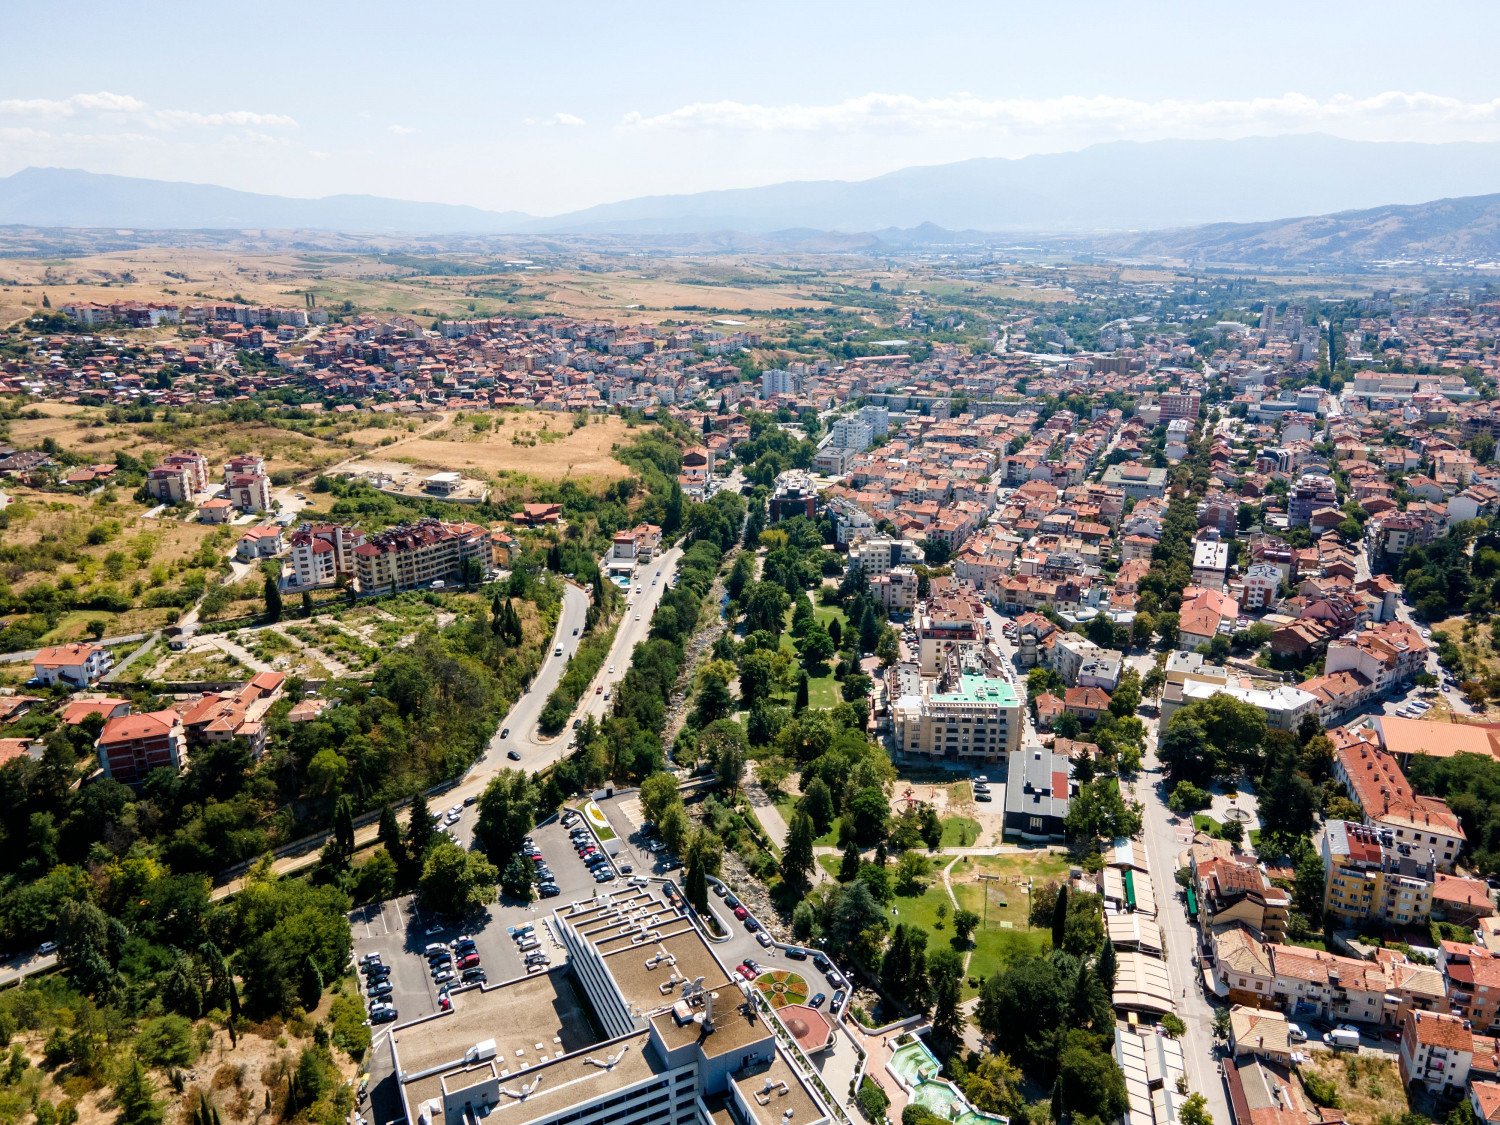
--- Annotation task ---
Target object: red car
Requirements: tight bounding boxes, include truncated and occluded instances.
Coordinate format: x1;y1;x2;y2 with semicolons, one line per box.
733;906;748;921
736;962;755;980
459;953;481;970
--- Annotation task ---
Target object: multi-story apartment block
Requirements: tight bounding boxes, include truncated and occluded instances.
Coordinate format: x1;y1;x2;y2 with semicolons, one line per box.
849;536;923;578
760;368;800;398
226;471;272;513
1191;537;1230;591
890;670;1024;767
1324;620;1428;696
1160;390;1201;422
288;523;366;589
1400;1011;1475;1097
1438;943;1500;1034
353;519;491;595
96;709;188;785
1192;856;1291;944
146;450;210;503
1269;945;1388;1025
915;590;982;674
1101;462;1169;500
870;566;920;614
1321;819;1435;927
1332;739;1464;871
1288;471;1338;527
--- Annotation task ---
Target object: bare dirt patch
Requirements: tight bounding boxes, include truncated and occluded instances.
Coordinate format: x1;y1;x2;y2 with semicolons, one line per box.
386;411;635;483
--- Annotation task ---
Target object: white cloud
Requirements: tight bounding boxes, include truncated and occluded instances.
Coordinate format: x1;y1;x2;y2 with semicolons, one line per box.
0;90;296;131
388;124;417;135
620;90;1500;140
526;112;585;128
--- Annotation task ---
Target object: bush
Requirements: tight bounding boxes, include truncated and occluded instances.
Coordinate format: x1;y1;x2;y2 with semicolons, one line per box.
135;1014;197;1069
856;1077;890;1123
1167;781;1211;814
1302;1072;1340;1108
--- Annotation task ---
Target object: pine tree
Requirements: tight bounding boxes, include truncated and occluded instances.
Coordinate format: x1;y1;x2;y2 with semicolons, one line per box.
839;838;861;883
794;672;809;713
301;591;313;617
782;811;815;890
378;803;408;877
115;1057;162;1125
407;792;435;866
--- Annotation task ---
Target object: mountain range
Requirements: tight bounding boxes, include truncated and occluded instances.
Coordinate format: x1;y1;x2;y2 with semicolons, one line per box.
7;135;1500;238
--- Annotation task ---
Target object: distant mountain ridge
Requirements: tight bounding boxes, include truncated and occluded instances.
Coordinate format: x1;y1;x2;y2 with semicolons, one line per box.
0;167;533;234
1097;192;1500;266
7;135;1500;236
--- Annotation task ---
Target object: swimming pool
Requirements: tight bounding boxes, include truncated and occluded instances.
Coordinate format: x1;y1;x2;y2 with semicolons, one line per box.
886;1037;1008;1125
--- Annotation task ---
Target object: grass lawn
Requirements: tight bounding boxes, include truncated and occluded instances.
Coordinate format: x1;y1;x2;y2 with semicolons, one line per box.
888;851;1068;996
775;604;849;710
773;793;841;847
940;815;982;847
818;855;842;879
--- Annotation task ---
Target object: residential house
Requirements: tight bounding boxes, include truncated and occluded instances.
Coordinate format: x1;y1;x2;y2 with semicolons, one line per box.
96;709;188;785
32;643;112;688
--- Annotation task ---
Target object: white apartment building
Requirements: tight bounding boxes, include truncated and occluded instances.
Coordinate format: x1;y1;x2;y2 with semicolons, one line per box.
891;671;1024;766
392;885;833;1125
850;536;924;578
1323;620;1428;697
288;524;366;589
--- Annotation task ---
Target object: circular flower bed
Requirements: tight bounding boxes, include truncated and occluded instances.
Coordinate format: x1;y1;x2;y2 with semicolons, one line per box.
753;970;809;1009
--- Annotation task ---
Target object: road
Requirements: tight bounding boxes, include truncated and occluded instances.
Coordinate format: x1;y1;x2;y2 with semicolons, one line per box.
0;632;150;664
1135;736;1232;1125
569;547;684;727
210;544;686;896
0;951;56;990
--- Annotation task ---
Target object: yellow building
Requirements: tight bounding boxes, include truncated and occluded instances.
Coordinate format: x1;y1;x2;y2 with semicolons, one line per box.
1321;819;1434;928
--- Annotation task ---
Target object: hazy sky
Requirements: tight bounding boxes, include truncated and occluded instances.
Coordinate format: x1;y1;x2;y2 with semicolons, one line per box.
5;0;1500;215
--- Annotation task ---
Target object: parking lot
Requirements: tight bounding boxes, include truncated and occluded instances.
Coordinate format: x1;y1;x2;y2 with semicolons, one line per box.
348;808;627;1026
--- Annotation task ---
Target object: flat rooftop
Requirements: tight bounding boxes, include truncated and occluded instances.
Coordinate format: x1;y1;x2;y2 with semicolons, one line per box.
731;1053;825;1125
932;672;1020;707
395;970;604;1114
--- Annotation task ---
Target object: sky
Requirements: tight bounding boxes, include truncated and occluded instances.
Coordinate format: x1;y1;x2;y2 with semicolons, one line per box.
4;0;1500;216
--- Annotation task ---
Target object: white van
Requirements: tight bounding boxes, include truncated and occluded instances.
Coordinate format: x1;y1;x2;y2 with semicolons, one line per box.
517;938;541;953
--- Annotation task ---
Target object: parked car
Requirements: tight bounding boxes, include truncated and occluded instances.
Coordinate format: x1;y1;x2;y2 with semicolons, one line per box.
756;931;773;948
462;968;487;984
832;989;846;1010
508;924;534;938
724;894;740;908
785;947;808;961
733;906;748;921
424;942;449;957
507;750;522;761
809;993;826;1009
1287;1023;1307;1043
369;1004;399;1024
826;971;846;989
540;885;561;898
367;981;393;1000
500;728;510;739
744;918;760;933
432;970;454;985
812;952;830;971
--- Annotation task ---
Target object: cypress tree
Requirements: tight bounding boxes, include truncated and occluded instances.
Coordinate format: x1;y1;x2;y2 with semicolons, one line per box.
839;838;861;883
794;672;809;713
1051;883;1069;950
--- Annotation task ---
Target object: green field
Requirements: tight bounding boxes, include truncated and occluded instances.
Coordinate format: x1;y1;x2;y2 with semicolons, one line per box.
940;815;982;847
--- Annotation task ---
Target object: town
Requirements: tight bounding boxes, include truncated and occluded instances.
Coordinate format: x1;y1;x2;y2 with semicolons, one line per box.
3;242;1500;1125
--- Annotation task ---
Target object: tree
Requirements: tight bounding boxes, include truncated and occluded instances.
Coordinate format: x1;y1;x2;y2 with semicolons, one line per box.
406;791;435;865
1179;1092;1214;1125
1055;1031;1128;1122
474;770;539;865
1051;884;1069;949
879;923;929;1012
417;841;498;918
975;955;1070;1075
262;575;282;622
926;947;966;1044
738;649;777;709
961;1052;1024;1119
1110;669;1142;717
500;855;535;902
953;908;980;947
371;805;406;882
799;623;835;671
895;851;929;895
639;772;681;825
783;811;815;891
794;671;810;713
799;777;835;833
838;837;861;882
115;1056;163;1125
848;786;889;845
